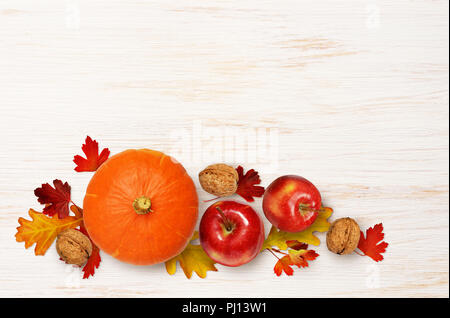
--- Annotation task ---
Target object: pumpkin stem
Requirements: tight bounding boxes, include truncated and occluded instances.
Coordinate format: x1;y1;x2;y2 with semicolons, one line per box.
133;196;152;215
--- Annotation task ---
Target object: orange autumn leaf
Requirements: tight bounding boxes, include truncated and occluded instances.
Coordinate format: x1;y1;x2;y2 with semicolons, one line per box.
70;204;83;219
165;231;218;279
16;209;83;255
288;249;319;268
73;136;110;172
274;255;294;276
357;223;388;262
273;249;318;276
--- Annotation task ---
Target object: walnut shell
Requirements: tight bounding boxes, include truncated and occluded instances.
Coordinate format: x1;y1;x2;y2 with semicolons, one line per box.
199;164;239;197
56;229;93;266
326;217;360;255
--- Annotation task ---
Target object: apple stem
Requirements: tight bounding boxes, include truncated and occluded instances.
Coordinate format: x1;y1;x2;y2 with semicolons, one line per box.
298;203;314;216
216;206;233;232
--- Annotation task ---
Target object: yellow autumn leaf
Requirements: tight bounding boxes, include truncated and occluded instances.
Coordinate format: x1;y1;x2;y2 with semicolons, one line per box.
165;231;218;279
262;206;333;250
16;208;83;255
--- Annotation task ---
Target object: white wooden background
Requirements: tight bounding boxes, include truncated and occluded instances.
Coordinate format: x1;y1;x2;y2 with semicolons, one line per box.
0;0;448;298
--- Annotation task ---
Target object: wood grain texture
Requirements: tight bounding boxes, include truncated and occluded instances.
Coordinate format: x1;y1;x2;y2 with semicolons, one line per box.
0;0;448;297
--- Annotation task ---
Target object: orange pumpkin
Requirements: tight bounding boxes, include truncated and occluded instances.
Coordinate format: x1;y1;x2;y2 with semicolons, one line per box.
83;149;198;265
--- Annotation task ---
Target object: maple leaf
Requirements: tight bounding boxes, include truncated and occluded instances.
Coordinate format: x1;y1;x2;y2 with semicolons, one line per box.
288;249;318;268
262;206;333;250
34;179;71;219
165;231;218;279
274;255;294;276
82;246;101;279
16;209;83;255
235;166;265;202
357;223;388;262
78;225;101;279
273;249;318;276
73;136;110;172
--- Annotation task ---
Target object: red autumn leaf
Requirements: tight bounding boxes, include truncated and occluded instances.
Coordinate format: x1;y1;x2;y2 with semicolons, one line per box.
82;245;101;279
34;180;71;219
78;225;101;279
357;223;388;262
286;240;308;251
274;255;294;276
235;166;265;202
73;136;110;172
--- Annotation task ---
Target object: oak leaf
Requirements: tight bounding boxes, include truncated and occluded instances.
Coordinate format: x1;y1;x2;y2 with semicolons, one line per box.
34;180;71;219
235;166;265;202
262;206;333;250
165;231;218;279
357;223;388;262
73;136;110;172
16;209;83;255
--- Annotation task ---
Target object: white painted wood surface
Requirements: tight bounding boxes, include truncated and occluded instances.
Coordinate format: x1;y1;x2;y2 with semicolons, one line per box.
0;0;448;298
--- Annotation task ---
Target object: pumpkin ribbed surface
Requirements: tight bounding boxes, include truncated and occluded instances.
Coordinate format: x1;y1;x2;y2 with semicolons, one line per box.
83;149;198;265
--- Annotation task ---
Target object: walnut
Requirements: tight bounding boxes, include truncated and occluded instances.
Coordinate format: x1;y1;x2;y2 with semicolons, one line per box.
326;217;360;255
56;229;93;266
199;164;239;197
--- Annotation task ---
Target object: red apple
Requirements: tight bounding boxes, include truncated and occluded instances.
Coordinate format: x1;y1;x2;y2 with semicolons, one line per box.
199;201;265;267
262;175;321;232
